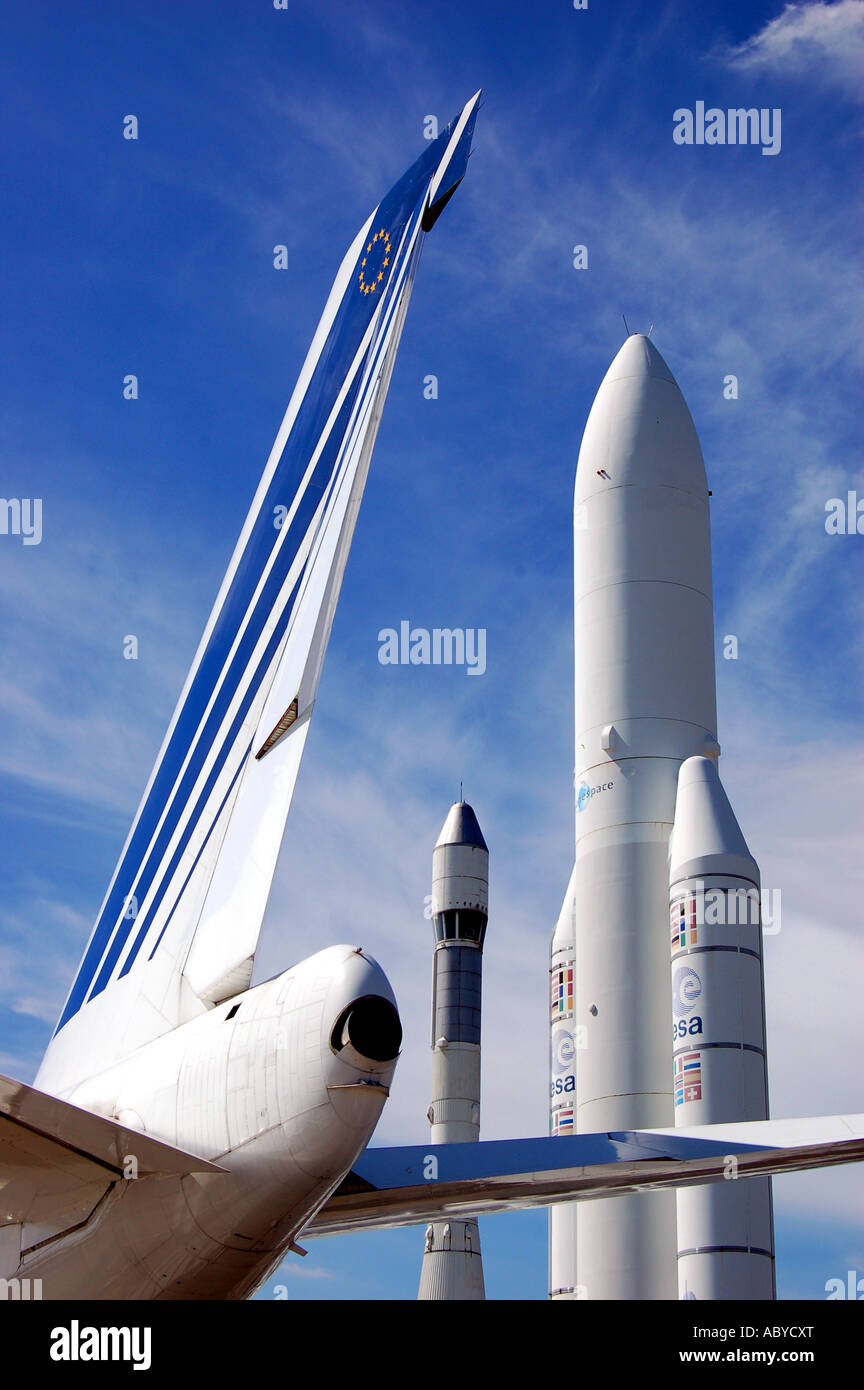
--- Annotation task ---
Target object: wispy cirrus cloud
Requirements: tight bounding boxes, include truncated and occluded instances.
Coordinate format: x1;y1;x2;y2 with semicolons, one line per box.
719;0;864;99
272;1263;336;1281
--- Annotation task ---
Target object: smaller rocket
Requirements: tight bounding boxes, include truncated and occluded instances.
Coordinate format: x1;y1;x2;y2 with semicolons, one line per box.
670;757;775;1299
418;801;488;1301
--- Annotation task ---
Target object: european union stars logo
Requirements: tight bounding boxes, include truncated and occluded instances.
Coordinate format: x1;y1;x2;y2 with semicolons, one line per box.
358;227;392;296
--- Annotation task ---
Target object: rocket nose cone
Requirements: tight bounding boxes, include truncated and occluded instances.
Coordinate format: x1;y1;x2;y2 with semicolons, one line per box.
678;754;720;789
575;333;706;498
604;334;676;386
435;801;488;851
670;756;758;883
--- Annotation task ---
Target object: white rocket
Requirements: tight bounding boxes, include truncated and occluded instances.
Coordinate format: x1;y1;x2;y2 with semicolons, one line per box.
549;334;774;1300
418;802;488;1300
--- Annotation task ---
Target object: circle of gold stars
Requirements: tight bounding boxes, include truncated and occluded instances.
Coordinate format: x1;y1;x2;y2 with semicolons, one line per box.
358;227;392;296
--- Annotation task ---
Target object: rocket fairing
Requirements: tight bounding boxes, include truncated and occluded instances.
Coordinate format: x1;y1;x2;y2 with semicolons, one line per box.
670;757;774;1300
418;802;488;1300
549;334;773;1300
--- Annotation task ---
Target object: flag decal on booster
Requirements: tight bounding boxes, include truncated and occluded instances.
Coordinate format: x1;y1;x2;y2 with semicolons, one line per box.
674;1053;703;1107
49;94;481;1054
551;967;574;1016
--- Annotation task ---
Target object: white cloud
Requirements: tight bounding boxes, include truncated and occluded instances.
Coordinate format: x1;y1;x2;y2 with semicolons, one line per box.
272;1263;335;1281
9;996;60;1025
0;898;92;1043
0;487;211;817
721;1;864;98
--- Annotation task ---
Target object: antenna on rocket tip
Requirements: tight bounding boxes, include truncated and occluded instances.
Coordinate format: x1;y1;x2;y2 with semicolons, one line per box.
459;779;463;803
622;314;630;338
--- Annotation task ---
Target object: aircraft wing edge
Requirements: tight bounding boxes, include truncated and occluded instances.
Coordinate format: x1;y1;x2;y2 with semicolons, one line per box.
303;1115;864;1237
0;1072;226;1178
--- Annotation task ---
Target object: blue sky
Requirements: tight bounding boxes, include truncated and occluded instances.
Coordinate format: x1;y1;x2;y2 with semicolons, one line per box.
1;0;862;1300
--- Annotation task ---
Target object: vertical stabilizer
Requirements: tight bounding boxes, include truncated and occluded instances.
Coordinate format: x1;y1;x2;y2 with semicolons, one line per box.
37;94;481;1096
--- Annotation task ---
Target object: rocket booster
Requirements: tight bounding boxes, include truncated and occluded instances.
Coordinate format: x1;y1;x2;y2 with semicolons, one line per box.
549;334;769;1300
670;757;774;1299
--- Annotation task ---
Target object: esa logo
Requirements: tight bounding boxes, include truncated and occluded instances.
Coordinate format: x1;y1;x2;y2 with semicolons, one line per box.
577;780;614;812
673;964;703;1041
550;1073;576;1099
673;965;702;1018
674;1015;703;1041
552;1030;575;1074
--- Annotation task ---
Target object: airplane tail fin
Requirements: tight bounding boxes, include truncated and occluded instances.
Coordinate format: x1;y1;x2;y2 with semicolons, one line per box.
37;94;481;1095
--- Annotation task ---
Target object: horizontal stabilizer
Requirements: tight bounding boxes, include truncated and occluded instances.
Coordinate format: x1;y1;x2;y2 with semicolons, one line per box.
304;1114;864;1237
1;1072;225;1263
0;1071;225;1182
